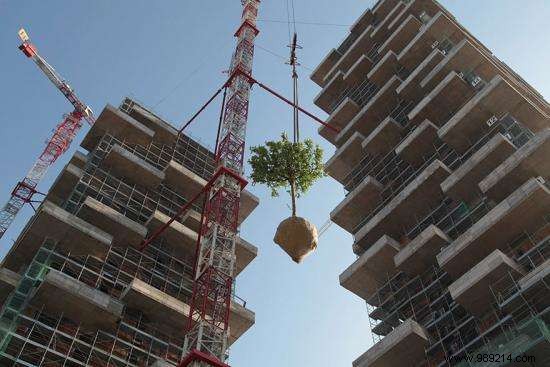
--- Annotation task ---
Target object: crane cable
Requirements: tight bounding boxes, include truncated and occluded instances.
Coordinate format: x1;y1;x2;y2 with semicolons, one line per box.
286;0;300;143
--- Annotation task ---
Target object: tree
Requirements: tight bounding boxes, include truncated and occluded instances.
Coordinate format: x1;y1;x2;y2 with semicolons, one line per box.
248;133;324;217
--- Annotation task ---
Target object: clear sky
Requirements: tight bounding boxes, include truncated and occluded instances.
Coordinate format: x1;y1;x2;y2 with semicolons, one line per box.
1;1;549;366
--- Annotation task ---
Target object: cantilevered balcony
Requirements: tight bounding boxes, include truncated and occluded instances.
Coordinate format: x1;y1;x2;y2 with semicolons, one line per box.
340;236;400;302
353;319;429;367
121;98;179;146
349;8;375;38
30;270;123;332
0;268;20;305
439;75;549;153
448;250;524;316
325;132;366;184
314;72;347;114
397;48;446;103
81;104;154;152
311;49;342;87
378;14;422;58
367;51;404;88
395;119;438;167
370;1;408;44
437;177;550;278
480;129;550;202
44;163;83;206
121;278;254;344
164;160;207;199
362;116;403;156
319;97;360;145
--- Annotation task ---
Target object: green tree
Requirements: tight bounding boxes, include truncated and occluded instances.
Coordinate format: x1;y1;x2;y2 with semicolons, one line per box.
248;133;324;217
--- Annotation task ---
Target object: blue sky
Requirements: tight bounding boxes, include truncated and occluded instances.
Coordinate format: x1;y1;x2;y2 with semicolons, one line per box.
1;1;549;366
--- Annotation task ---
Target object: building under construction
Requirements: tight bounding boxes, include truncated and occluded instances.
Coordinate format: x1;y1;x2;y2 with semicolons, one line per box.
0;98;259;366
313;0;549;365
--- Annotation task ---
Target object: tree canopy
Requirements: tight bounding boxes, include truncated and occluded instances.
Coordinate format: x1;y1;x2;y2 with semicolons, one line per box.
248;133;324;216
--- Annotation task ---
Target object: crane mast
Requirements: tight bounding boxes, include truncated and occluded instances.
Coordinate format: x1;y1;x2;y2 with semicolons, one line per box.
0;29;94;240
180;1;260;366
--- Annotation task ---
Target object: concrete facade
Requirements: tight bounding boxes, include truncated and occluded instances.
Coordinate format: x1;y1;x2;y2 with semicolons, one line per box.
313;0;550;365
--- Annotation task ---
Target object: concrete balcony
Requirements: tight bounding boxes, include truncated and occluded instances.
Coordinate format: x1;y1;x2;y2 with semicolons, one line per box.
30;270;123;332
319;97;360;145
343;55;375;85
311;49;342;87
77;197;147;247
336;76;402;146
368;51;400;88
407;71;474;127
441;133;516;203
439;75;549;153
395;119;438;167
314;71;346;114
340;236;400;302
370;1;407;43
349;8;374;36
125;102;178;146
449;250;524;316
103;144;165;189
353;319;429;367
325;132;366;184
121;278;254;344
354;160;451;252
437;177;550;278
0;268;20;305
69;151;87;168
386;0;447;32
479;129;550;202
362;117;403;156
331;176;383;233
378;15;422;58
394;224;451;276
81;104;154;152
44;163;83;206
3;201;113;273
164;160;207;199
397;48;446;103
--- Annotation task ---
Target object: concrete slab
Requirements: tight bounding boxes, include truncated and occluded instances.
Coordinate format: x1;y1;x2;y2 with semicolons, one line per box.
69;151;88;169
378;14;422;58
353;319;429;367
439;75;550;153
407;71;474;127
164;160;207;200
0;268;20;305
397;48;446;103
368;51;399;88
30;270;123;332
331;176;383;233
3;201;112;273
320;97;360;145
343;55;374;85
311;49;342;87
362;116;403;156
103;145;165;189
442;133;516;203
325;132;366;184
480;129;550;202
81;104;154;152
395;119;438;166
314;72;346;114
394;224;451;276
349;7;374;37
77;197;147;247
437;178;550;278
44;163;83;206
449;250;524;316
336;76;402;145
370;1;407;43
340;235;400;303
240;189;260;224
126;103;178;146
146;210;198;262
235;237;258;276
354;160;451;252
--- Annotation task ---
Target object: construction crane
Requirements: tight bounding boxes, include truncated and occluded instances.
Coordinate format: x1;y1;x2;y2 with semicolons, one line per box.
0;28;94;240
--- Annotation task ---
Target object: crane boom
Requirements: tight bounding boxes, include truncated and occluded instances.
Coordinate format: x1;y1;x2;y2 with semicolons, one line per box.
0;29;95;240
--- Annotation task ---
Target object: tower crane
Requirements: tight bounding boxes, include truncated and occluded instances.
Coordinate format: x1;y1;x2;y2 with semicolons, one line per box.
0;28;94;240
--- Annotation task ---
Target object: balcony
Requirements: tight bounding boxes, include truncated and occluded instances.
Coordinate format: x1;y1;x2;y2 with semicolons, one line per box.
311;49;342;87
81;104;154;152
69;150;87;168
437;177;550;278
325;132;366;183
164;159;207;199
0;268;20;305
314;72;347;114
344;55;375;85
353;319;429;367
77;197;147;247
439;75;549;153
397;48;446;102
394;224;451;276
378;14;422;57
448;250;524;316
30;270;123;332
44;163;83;206
480;129;550;202
340;236;401;302
370;0;407;43
395;119;438;166
362;116;403;156
367;51;401;87
319;97;360;145
349;8;375;36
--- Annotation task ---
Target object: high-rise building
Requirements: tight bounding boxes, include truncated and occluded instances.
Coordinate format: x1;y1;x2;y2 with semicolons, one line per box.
0;98;259;366
312;1;550;365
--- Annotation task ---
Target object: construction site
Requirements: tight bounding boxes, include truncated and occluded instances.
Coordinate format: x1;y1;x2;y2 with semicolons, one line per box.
0;0;549;366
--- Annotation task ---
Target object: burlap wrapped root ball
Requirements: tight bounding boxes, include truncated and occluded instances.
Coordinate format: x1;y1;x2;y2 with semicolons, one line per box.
274;216;318;263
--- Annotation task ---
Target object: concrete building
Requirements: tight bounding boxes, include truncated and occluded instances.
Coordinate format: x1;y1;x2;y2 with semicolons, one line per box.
0;98;259;366
313;1;550;366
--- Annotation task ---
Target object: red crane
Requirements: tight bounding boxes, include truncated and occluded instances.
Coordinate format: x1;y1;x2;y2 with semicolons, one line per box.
0;28;94;240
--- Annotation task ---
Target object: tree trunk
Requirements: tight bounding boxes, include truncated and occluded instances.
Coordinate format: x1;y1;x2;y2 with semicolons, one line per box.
290;178;297;217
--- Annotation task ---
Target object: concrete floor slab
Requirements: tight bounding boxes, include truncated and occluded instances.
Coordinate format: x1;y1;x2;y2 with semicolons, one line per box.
30;270;123;332
395;119;438;167
77;197;147;247
378;14;422;59
103;145;165;189
480;129;550;202
325;132;366;184
395;224;451;276
314;72;346;114
126;102;178;146
340;235;400;303
44;163;83;206
69;151;88;169
368;51;399;88
320;97;360;146
0;268;20;305
397;48;446;103
350;8;374;36
164;160;207;199
81;104;154;152
311;49;341;87
449;250;524;316
240;189;260;224
362;116;403;156
343;54;374;85
437;177;550;278
331;176;383;233
442;133;516;203
146;210;198;262
353;319;429;367
370;1;406;43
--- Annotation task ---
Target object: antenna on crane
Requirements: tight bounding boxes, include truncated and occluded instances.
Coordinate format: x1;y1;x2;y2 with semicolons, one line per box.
0;28;95;240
